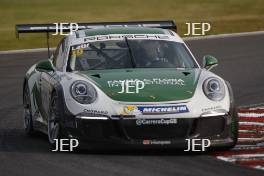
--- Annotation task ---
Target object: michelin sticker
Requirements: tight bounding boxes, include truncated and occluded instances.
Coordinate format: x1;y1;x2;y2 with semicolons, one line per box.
122;105;189;115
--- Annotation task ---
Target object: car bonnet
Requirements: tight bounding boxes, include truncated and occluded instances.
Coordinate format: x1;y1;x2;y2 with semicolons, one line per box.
77;68;201;102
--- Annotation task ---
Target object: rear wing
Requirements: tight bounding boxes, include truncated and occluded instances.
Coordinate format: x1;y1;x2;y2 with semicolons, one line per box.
15;20;177;57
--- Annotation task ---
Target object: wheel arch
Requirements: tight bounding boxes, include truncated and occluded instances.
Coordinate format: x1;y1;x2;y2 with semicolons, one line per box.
51;83;72;120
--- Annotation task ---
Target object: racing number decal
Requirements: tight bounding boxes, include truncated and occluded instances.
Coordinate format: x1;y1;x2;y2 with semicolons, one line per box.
72;48;83;57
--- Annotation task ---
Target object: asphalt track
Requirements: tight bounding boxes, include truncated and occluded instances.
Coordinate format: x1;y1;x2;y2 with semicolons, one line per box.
0;33;264;176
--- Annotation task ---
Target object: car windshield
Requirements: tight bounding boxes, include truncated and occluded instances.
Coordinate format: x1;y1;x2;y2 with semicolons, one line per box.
68;39;198;71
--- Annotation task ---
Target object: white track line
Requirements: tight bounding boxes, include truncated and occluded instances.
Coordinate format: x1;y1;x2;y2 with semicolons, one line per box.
238;137;264;141
1;31;264;54
255;166;264;170
239;122;264;126
217;154;264;163
239;103;264;109
0;48;55;54
232;145;263;150
184;31;264;41
239;130;258;133
238;113;264;117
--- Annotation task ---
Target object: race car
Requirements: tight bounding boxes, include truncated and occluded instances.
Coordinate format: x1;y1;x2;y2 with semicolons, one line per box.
17;21;238;150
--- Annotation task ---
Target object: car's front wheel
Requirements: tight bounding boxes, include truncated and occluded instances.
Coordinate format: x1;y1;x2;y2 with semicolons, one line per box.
48;92;62;145
217;109;238;151
229;108;239;148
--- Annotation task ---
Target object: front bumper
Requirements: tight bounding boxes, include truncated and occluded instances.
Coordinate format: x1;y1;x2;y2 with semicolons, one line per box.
61;112;235;150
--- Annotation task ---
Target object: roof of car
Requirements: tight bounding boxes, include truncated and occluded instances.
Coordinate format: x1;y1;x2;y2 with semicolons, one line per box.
75;27;171;38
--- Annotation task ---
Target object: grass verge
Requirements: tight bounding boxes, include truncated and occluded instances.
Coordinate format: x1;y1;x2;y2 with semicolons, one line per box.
0;0;264;51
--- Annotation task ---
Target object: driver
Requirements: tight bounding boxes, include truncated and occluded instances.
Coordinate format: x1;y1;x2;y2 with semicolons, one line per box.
140;40;172;67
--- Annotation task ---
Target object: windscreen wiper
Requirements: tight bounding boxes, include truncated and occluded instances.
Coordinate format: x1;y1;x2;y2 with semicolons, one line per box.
89;43;114;62
124;37;136;68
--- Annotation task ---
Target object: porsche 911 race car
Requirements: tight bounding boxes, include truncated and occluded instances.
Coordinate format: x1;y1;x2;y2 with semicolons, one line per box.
18;21;238;150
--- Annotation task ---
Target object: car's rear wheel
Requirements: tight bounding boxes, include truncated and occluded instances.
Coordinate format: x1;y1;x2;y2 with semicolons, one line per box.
48;92;62;145
23;84;35;135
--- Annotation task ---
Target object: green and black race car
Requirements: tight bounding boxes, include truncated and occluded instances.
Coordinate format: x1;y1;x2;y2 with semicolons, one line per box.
18;21;238;150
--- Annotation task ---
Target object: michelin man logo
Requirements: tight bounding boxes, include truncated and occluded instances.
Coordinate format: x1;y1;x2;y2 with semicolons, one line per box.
123;105;142;115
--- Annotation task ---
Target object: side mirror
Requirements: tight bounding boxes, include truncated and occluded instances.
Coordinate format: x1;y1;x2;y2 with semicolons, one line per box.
203;55;218;70
36;59;54;72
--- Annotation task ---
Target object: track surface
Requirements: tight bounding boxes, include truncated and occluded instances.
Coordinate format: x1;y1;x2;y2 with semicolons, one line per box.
0;33;264;176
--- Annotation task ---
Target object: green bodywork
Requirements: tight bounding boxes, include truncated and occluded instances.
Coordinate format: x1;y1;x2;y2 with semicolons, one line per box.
36;59;54;71
203;55;218;70
79;68;201;102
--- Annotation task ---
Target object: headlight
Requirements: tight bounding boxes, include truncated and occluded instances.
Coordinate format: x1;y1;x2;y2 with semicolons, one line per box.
71;81;97;104
203;77;225;101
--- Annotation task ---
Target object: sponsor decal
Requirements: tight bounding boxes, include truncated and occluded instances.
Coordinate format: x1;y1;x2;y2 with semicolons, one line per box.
143;140;171;145
136;118;178;126
84;109;108;115
122;105;189;115
201;105;222;112
71;49;83;57
84;34;170;42
138;105;189;114
70;43;87;57
123;105;142;115
72;43;89;51
143;140;151;145
108;78;185;87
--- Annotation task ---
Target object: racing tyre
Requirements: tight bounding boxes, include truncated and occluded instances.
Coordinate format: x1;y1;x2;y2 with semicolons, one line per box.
23;83;35;135
48;91;63;146
229;108;239;148
224;81;238;150
218;109;239;151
